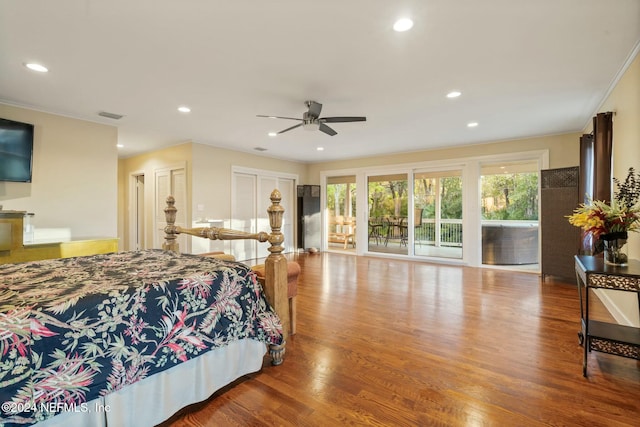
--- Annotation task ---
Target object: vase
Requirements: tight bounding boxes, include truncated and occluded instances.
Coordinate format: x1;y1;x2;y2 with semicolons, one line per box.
601;232;628;266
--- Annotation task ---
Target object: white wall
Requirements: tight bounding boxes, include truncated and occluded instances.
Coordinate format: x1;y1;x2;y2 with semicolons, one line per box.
0;104;118;239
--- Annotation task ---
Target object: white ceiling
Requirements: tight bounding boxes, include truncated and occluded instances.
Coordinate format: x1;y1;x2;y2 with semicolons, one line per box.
1;0;639;163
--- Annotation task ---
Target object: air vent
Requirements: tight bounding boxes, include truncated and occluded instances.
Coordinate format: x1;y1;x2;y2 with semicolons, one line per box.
98;111;124;120
254;147;268;152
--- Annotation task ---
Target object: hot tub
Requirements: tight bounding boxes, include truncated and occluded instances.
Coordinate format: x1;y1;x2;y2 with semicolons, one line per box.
482;224;539;265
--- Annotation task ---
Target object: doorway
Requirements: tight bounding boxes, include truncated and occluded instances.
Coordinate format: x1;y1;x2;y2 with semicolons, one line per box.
326;175;357;253
480;161;539;270
129;173;145;251
367;173;408;255
413;170;463;259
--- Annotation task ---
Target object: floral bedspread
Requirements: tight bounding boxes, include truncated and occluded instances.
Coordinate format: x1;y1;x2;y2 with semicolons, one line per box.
0;250;283;426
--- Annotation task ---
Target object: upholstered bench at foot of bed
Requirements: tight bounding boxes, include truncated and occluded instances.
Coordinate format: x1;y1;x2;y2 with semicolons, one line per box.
251;261;300;336
199;251;237;261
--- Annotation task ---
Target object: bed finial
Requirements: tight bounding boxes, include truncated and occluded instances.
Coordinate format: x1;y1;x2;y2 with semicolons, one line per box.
264;188;290;341
267;189;284;254
163;195;179;252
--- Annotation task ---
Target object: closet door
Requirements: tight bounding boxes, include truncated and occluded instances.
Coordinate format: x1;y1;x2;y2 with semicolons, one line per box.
232;170;296;261
257;176;277;260
232;173;257;261
154;165;188;251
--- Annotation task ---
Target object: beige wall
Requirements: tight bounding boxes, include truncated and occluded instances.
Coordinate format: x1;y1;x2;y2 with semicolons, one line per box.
596;52;640;261
0;104;118;238
307;132;579;182
118;142;307;252
588;51;640;326
191;143;307;225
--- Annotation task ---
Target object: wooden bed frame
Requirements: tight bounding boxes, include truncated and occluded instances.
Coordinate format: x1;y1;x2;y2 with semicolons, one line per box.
162;188;288;365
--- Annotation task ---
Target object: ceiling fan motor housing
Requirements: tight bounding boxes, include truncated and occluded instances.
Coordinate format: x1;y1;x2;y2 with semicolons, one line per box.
302;111;320;130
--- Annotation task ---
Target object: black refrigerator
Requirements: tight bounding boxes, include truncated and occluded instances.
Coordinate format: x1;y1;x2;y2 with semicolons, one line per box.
297;185;321;250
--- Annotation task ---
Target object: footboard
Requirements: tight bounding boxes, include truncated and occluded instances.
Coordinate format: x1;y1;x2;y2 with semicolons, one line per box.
163;189;289;365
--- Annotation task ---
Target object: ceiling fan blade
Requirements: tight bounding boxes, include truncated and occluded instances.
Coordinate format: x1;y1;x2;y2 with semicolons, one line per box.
319;123;337;136
257;115;302;121
278;123;303;134
307;101;323;118
321;116;367;123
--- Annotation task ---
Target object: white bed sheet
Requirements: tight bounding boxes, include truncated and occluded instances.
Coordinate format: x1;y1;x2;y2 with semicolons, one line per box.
35;338;267;427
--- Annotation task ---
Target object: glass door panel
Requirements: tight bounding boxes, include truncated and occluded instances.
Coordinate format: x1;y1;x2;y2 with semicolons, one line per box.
480;161;539;267
368;173;408;255
326;176;357;252
413;170;463;259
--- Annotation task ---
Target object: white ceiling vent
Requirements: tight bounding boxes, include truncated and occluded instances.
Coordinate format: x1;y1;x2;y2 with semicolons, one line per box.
98;111;124;120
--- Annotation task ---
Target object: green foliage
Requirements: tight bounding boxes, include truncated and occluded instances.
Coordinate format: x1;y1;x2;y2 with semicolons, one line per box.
333;171;538;223
481;173;538;220
440;177;462;219
368;180;407;217
328;183;356;216
613;167;640;209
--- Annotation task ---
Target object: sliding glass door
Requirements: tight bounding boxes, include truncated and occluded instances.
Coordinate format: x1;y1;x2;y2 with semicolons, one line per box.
326;176;357;252
480;161;539;267
320;149;545;267
367;173;408;255
413;170;463;259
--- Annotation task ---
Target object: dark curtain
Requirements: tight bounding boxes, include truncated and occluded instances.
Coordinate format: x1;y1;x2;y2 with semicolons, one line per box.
578;111;613;254
593;112;614;202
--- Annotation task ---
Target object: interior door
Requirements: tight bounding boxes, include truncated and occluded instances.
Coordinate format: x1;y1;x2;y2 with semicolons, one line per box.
154;165;188;251
135;174;145;250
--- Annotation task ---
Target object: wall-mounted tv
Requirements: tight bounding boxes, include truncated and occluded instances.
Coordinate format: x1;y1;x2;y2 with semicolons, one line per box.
0;118;34;182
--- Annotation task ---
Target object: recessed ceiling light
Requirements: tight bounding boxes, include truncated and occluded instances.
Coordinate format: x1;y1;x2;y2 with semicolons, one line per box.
446;91;462;98
116;144;124;148
268;132;277;137
25;63;48;72
467;122;479;128
393;18;414;32
317;147;324;151
177;106;191;113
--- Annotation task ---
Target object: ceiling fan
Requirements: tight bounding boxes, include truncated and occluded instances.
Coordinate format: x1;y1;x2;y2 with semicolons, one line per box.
257;100;366;136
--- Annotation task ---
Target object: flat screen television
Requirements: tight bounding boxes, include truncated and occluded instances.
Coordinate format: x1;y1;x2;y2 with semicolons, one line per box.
0;118;34;182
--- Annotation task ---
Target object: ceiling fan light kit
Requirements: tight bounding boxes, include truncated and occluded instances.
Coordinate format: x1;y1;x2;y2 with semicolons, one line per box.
258;100;366;136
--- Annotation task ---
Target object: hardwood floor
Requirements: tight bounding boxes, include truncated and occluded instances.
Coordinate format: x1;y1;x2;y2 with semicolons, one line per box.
163;252;640;426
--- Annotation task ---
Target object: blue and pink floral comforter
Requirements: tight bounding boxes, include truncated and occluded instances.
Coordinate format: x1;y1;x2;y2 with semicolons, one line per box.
0;250;283;426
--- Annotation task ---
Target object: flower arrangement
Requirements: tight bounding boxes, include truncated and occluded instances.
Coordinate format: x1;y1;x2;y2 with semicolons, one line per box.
567;167;640;265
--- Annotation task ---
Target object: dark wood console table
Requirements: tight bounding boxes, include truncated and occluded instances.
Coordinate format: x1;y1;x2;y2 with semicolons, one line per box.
574;255;640;377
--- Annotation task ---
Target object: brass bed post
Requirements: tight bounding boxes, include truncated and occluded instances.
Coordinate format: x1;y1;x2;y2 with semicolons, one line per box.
162;191;288;365
163;195;179;252
263;189;288;364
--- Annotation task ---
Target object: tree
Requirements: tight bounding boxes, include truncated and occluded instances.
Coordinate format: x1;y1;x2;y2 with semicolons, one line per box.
481;173;538;220
440;177;462;219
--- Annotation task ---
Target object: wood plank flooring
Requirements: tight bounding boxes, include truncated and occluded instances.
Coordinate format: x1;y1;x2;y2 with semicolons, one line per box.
162;253;640;426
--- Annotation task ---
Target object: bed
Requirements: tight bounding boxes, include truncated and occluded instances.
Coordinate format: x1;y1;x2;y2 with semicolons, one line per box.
0;189;289;427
